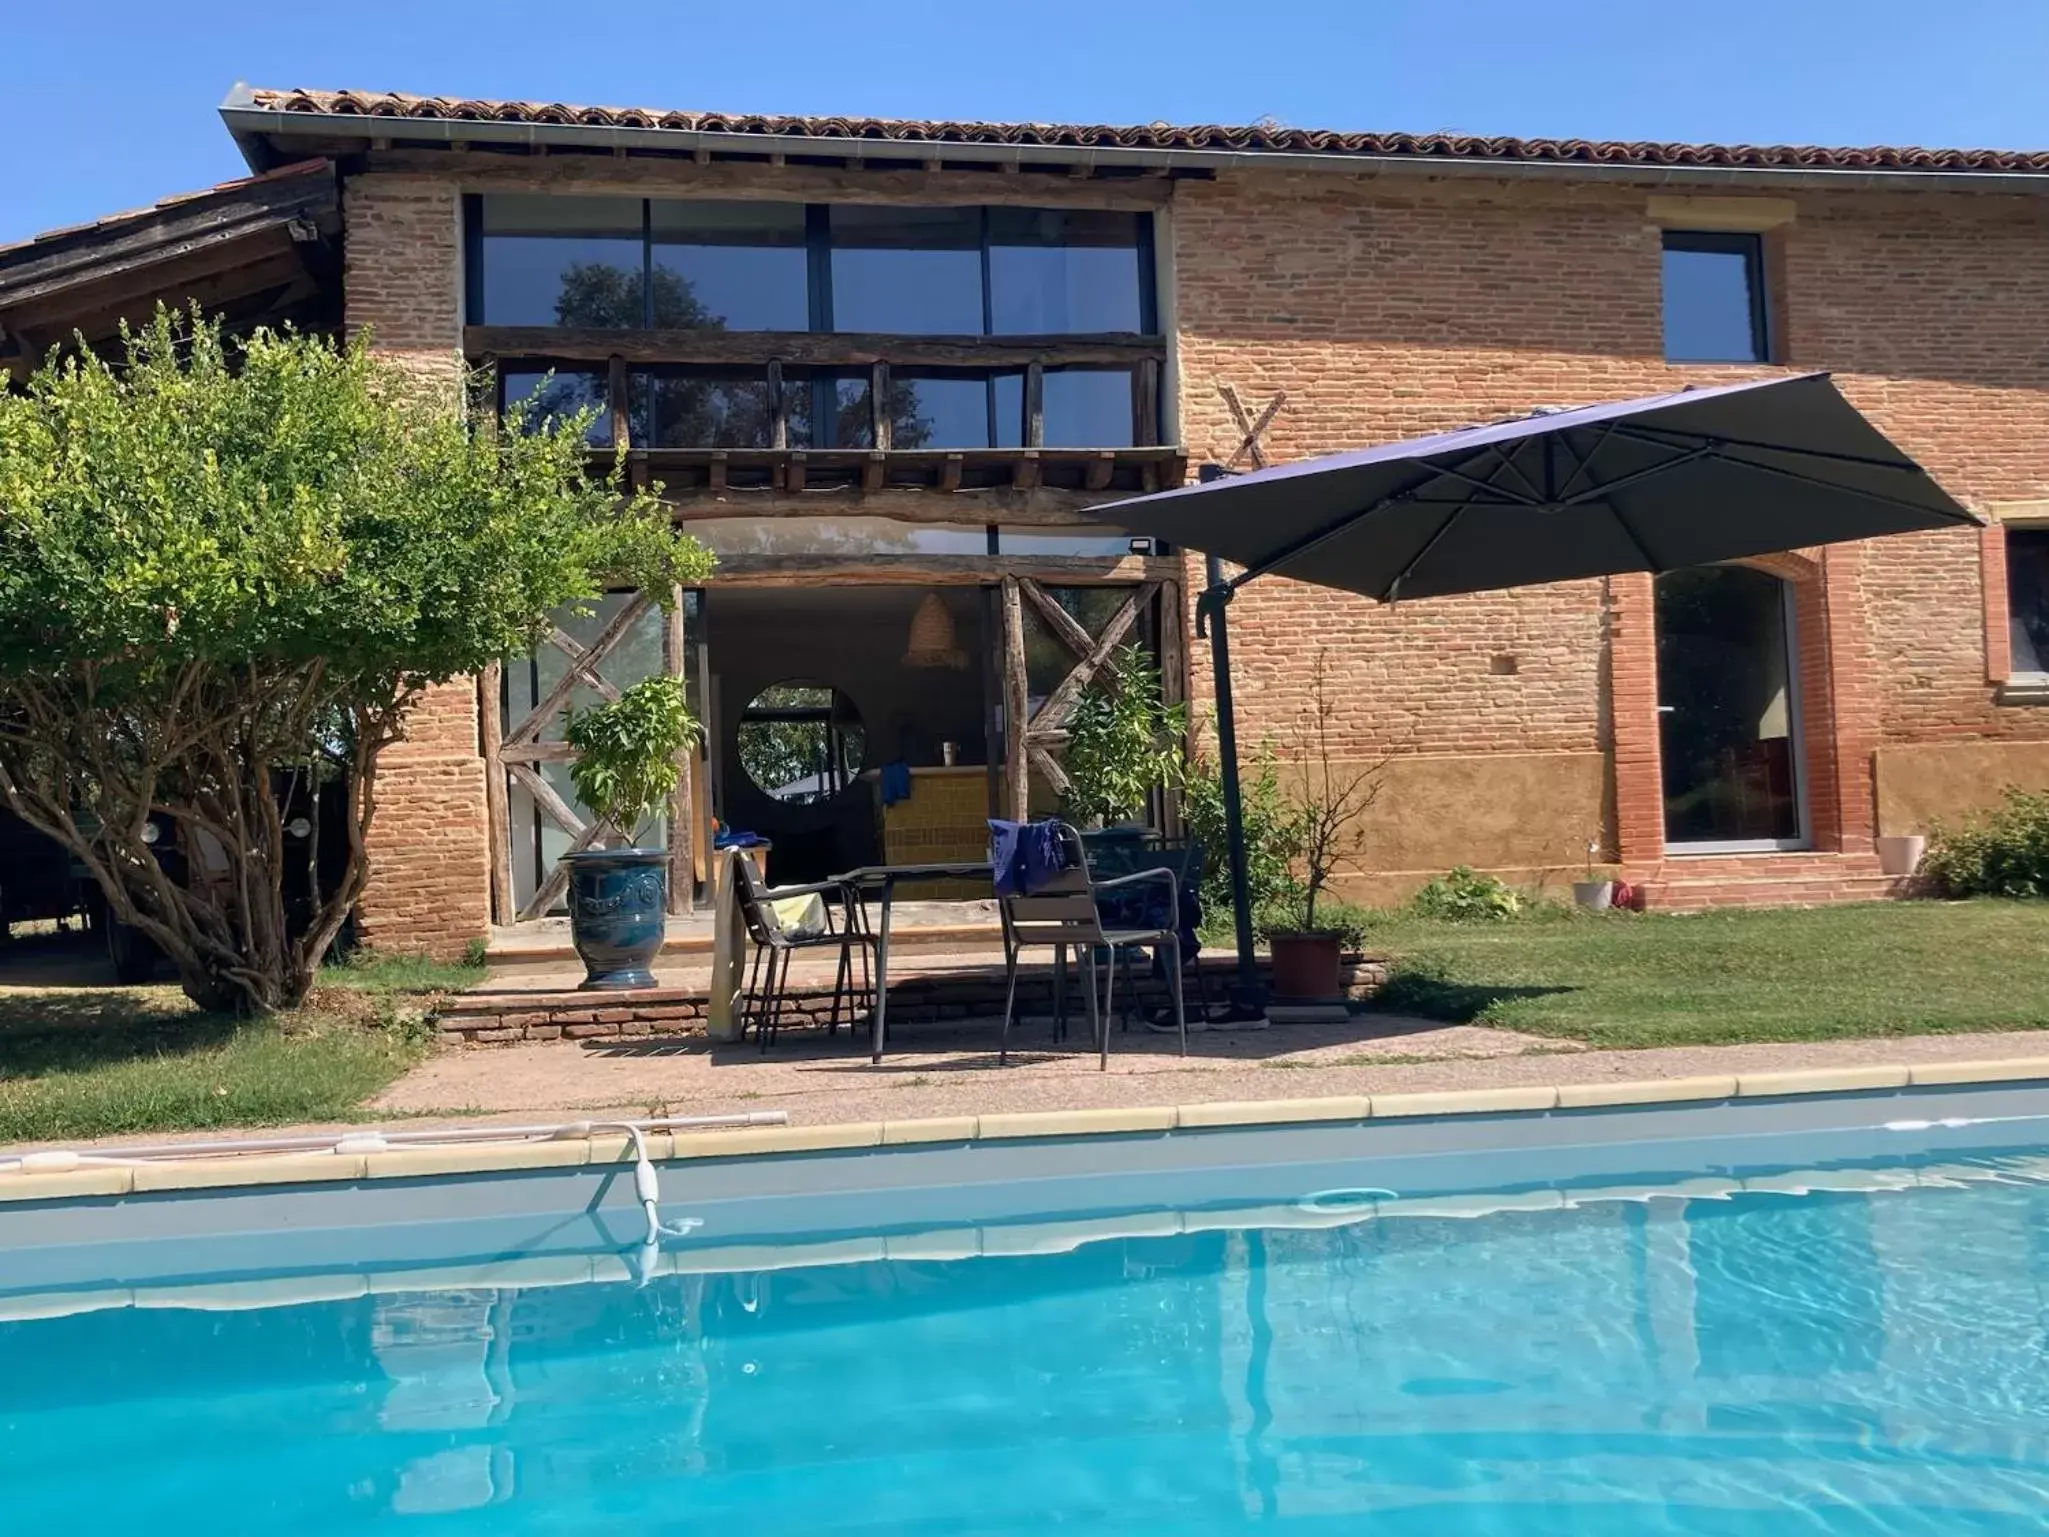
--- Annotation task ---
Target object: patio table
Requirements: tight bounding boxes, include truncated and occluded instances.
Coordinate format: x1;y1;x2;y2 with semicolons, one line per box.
833;861;995;1064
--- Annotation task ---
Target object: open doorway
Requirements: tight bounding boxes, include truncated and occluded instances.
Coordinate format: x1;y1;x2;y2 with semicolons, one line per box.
705;586;990;885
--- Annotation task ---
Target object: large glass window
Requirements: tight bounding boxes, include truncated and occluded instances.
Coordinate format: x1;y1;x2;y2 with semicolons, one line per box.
501;369;613;446
988;208;1146;333
1662;230;1768;364
635;369;779;449
471;197;1151;338
476;196;645;328
2007;528;2049;675
649;200;809;330
827;206;984;334
1042;368;1135;447
890;372;999;449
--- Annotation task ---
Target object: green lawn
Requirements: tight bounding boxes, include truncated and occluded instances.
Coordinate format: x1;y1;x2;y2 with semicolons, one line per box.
1366;899;2049;1049
0;952;477;1145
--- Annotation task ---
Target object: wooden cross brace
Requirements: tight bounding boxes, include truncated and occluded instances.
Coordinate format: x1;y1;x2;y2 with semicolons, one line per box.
1217;381;1287;470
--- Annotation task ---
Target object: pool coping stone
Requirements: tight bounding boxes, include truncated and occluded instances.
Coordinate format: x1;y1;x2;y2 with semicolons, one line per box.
6;1054;2049;1201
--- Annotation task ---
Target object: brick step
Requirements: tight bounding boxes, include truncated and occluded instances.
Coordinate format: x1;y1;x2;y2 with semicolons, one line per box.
1634;854;1886;879
1635;872;1916;911
439;954;1391;1046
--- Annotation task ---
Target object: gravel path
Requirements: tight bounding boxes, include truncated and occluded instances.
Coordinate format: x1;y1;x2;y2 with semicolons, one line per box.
373;1019;2049;1128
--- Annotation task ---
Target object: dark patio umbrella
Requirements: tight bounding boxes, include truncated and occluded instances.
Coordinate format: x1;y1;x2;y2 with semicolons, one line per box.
1094;372;1977;1008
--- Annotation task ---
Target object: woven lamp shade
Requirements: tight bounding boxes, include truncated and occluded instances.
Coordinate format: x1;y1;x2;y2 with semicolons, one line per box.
903;592;968;669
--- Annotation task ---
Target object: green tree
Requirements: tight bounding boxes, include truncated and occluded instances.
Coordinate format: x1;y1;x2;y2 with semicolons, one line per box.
1061;646;1187;826
0;310;713;1014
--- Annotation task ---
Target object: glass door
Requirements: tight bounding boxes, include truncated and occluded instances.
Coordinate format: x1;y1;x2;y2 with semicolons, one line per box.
1655;566;1807;852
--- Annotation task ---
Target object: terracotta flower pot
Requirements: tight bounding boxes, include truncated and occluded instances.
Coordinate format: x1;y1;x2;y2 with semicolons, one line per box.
1875;834;1926;877
1268;930;1344;1002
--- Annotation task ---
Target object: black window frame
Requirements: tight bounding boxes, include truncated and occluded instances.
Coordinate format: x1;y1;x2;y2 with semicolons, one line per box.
466;194;1155;338
1660;229;1770;365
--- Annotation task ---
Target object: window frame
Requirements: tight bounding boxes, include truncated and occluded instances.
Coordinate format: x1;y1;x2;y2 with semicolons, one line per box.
2003;522;2049;694
466;193;1155;338
1660;229;1770;365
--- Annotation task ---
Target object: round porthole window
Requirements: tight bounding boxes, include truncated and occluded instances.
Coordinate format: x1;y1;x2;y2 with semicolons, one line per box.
736;681;866;805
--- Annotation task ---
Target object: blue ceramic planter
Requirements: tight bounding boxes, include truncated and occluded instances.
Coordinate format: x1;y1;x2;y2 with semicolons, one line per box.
565;848;668;990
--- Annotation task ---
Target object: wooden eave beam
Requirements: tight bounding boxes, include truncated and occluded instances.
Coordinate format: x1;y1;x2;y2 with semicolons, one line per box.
466;324;1163;369
709;552;1178;587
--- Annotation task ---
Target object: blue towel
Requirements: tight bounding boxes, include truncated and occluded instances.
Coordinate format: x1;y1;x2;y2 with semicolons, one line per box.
988;819;1066;898
714;827;769;850
879;760;913;807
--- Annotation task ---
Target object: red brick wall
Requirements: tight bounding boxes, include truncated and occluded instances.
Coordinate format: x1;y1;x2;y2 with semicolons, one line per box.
356;679;492;956
343;175;492;955
333;156;2049;919
1169;171;2049;883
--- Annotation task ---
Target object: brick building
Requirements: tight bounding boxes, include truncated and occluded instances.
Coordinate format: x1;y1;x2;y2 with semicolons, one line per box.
8;87;2049;955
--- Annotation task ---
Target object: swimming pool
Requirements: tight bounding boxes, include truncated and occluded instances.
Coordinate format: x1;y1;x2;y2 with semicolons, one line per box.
6;1086;2049;1532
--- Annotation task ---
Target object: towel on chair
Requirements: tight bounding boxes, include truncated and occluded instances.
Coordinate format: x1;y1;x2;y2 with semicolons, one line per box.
766;893;827;939
989;819;1066;898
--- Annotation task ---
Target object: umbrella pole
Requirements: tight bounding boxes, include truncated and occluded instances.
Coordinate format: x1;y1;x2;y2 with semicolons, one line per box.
1200;554;1267;1020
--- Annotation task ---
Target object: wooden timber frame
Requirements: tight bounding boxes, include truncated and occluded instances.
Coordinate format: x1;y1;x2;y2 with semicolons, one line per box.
468;304;1186;918
999;575;1168;823
483;587;697;924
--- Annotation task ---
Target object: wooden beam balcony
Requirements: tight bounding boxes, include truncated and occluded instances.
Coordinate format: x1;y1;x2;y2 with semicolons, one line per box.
600;445;1187;517
467;325;1163;371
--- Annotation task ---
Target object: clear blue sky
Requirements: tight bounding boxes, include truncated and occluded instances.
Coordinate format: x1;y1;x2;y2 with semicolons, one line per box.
6;0;2047;246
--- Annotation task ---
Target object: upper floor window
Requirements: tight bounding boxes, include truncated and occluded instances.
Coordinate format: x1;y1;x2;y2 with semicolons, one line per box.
1661;230;1768;364
469;195;1152;336
476;196;645;329
2008;527;2049;676
828;206;985;333
650;200;809;330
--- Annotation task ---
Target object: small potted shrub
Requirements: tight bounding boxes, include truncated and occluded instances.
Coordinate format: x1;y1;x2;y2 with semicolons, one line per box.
562;675;699;990
1573;837;1615;910
1262;651;1385;1009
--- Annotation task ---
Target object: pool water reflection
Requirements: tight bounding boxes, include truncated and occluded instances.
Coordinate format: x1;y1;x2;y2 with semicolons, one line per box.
5;1156;2049;1532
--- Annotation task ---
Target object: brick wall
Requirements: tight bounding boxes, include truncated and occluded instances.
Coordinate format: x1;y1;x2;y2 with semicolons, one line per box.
334;154;2049;925
343;175;493;955
1169;170;2049;890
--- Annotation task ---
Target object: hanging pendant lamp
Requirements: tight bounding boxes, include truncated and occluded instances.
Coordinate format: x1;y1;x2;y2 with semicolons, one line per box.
903;591;967;669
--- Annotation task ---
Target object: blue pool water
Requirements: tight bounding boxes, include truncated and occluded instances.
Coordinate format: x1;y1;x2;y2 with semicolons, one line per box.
6;1149;2049;1532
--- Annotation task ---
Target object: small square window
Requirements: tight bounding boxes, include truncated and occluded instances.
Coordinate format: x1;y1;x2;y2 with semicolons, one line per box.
2007;528;2049;675
1662;231;1768;363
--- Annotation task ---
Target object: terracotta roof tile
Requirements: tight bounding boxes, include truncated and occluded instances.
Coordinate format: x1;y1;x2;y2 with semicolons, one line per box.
238;87;2049;176
0;159;332;264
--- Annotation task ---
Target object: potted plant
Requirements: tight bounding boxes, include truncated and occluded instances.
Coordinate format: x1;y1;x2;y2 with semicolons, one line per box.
1061;644;1187;831
1261;651;1386;1009
562;675;700;990
1573;837;1615;910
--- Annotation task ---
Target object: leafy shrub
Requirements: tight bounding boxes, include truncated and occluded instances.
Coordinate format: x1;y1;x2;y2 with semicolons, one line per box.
1182;739;1305;922
1063;645;1187;826
1923;788;2049;898
1409;866;1522;922
566;676;700;843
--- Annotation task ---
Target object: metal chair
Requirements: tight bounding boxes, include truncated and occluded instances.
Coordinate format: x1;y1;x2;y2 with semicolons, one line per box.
997;821;1186;1070
731;858;876;1051
1085;833;1217;1031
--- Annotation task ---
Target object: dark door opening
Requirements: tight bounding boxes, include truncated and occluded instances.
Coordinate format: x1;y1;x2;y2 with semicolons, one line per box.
1655;565;1806;851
